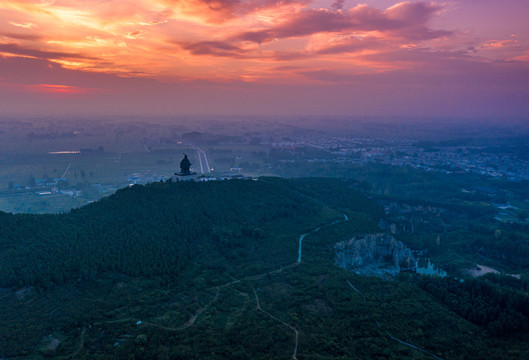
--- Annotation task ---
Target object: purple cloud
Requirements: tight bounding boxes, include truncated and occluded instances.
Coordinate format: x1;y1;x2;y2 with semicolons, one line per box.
237;2;449;43
0;43;96;61
331;0;345;12
164;0;309;23
178;40;247;57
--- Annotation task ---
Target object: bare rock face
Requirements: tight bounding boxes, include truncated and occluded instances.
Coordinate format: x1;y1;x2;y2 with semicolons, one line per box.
335;234;416;276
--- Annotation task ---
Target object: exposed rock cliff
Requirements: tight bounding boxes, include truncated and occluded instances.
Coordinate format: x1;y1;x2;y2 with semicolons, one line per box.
335;234;416;276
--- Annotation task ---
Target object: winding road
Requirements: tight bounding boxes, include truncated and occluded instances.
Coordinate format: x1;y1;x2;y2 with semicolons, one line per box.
78;214;349;359
253;288;299;360
346;278;444;360
298;213;349;263
144;287;220;332
346;279;366;304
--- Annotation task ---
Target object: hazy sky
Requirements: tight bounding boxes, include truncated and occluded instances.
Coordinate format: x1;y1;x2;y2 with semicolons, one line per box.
1;0;528;118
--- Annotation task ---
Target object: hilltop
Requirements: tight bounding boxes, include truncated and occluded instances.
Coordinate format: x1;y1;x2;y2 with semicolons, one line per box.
1;177;528;359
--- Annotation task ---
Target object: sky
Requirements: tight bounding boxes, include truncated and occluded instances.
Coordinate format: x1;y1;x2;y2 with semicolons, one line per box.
0;0;528;118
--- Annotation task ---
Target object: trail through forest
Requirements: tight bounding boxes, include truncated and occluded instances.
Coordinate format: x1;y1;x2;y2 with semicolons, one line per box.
346;278;444;360
80;214;348;359
252;287;299;360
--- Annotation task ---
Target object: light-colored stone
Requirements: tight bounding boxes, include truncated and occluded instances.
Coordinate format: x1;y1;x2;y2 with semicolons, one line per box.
335;234;416;276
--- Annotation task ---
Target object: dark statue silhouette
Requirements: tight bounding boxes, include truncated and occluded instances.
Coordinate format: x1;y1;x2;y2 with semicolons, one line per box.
176;154;195;176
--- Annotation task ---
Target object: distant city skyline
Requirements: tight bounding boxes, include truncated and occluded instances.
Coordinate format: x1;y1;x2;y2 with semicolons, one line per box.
1;0;528;118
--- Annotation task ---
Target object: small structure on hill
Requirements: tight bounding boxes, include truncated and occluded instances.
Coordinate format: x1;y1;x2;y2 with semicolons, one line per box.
175;154;196;176
173;154;198;181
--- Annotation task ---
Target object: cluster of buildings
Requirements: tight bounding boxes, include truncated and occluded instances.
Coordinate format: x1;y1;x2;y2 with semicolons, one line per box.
9;176;71;196
273;135;529;181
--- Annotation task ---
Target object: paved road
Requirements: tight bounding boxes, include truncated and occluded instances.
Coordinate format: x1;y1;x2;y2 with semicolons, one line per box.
194;146;210;174
90;215;347;359
298;213;349;263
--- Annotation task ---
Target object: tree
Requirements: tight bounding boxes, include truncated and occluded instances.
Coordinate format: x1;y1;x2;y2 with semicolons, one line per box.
494;229;502;239
135;334;147;345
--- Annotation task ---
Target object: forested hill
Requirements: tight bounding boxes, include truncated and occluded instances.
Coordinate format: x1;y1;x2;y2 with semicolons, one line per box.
3;177;529;360
0;177;379;289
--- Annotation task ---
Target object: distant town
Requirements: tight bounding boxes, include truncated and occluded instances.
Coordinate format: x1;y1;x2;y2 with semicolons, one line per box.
272;135;529;181
1;116;528;213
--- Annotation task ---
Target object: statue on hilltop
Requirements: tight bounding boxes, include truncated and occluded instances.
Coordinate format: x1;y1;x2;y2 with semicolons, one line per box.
176;154;195;176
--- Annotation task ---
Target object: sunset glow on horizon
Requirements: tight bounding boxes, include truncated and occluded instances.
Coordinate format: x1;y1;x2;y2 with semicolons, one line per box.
1;0;528;118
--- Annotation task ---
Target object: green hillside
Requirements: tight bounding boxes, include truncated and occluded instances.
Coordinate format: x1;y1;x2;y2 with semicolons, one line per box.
0;178;347;289
1;177;528;359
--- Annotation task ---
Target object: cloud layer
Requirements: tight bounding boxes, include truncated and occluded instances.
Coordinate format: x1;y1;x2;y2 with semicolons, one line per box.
0;0;528;116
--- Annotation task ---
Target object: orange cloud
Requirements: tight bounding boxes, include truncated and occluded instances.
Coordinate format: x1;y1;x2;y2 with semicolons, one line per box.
21;83;108;95
0;0;526;88
161;0;308;24
8;20;34;28
481;39;518;49
29;84;88;94
509;51;529;62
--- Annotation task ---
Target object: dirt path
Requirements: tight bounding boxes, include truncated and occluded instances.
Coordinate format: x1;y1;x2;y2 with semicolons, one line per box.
59;327;86;359
91;213;443;360
252;288;299;360
216;214;349;290
86;216;347;356
346;279;444;360
145;287;220;331
384;330;444;360
346;279;366;304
